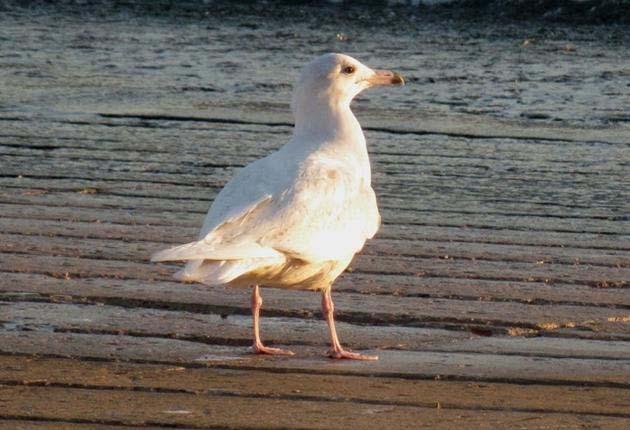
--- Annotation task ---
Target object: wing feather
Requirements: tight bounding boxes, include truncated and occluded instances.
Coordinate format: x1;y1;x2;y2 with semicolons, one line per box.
244;156;380;262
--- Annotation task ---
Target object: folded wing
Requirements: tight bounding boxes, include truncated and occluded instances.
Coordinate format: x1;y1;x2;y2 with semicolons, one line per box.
151;155;379;276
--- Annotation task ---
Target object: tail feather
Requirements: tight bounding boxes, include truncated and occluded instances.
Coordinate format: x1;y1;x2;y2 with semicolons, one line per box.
151;239;283;262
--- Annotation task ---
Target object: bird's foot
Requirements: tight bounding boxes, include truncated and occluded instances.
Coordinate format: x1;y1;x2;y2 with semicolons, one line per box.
252;342;295;356
328;348;378;361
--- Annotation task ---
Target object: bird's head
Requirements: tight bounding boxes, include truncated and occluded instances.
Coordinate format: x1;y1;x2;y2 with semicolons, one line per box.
291;53;404;115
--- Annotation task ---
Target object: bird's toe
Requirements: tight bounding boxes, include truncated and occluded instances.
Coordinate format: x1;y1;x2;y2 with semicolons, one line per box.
328;348;378;361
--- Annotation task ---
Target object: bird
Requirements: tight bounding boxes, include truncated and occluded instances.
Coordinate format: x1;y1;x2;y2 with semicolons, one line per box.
152;53;404;360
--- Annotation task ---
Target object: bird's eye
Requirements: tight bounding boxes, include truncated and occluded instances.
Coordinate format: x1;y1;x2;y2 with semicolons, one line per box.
341;65;355;75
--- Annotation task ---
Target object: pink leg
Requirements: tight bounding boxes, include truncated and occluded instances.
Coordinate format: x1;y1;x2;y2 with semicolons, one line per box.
321;289;378;360
251;285;294;356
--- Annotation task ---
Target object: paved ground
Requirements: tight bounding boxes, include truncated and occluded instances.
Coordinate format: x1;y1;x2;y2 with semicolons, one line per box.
0;4;628;429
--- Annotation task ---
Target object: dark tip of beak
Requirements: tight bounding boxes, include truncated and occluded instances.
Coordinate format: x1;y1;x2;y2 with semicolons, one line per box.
392;72;405;86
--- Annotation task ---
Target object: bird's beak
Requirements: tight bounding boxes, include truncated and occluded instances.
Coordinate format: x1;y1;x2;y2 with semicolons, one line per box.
365;69;405;87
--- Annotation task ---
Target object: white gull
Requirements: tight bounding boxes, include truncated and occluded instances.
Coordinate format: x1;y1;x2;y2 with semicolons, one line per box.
152;53;404;360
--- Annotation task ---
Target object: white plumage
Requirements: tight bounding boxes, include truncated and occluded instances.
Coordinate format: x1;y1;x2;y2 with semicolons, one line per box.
152;53;403;359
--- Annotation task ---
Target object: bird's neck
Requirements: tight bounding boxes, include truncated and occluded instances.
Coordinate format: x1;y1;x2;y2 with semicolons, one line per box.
291;101;371;182
293;101;366;153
